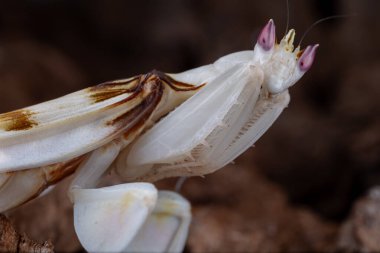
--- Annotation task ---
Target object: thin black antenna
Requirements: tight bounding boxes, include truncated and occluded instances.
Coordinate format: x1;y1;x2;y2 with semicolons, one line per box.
299;14;354;46
284;0;290;36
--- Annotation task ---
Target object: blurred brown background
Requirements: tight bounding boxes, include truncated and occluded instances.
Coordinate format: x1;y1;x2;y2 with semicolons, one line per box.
1;0;379;252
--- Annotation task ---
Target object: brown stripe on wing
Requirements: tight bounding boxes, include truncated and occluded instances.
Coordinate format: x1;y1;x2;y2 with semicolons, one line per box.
112;70;205;139
108;72;164;133
88;70;203;106
91;76;140;89
1;155;87;211
0;109;38;131
88;76;141;103
150;69;206;91
44;155;87;185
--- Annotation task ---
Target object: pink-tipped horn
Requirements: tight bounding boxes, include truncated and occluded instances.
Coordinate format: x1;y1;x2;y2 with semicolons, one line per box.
298;44;319;72
257;19;276;51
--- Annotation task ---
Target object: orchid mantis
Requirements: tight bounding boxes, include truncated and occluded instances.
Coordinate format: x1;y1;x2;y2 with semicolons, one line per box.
0;19;317;252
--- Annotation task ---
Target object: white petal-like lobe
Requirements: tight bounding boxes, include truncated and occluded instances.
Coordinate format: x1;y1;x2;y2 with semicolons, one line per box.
72;183;157;253
126;191;191;253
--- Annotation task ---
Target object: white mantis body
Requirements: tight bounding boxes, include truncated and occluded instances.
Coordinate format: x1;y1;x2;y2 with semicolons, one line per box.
0;20;317;252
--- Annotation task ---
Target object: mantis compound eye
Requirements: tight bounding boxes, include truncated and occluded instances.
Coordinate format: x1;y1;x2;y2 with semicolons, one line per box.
298;44;319;72
257;19;276;51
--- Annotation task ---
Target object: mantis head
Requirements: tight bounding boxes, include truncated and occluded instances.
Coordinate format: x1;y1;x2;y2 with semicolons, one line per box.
253;19;319;94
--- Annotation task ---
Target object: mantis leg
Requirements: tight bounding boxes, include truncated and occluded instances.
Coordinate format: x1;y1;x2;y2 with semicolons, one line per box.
71;141;191;253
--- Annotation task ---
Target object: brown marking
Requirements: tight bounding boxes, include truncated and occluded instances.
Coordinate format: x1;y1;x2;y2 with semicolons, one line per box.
108;74;163;129
151;70;206;91
45;155;86;185
89;71;203;108
0;173;12;191
0;110;38;131
97;72;157;115
4;155;87;211
89;88;132;103
108;70;205;140
122;90;162;139
91;76;140;90
88;76;141;103
101;80;144;111
296;49;304;59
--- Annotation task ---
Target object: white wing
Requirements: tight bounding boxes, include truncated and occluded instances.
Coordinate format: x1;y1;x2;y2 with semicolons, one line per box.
0;50;253;173
0;76;161;172
116;63;270;181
